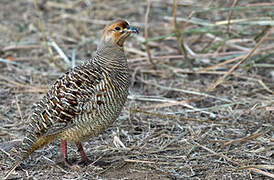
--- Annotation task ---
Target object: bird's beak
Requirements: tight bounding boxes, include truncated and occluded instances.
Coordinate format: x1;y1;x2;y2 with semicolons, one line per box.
126;26;139;34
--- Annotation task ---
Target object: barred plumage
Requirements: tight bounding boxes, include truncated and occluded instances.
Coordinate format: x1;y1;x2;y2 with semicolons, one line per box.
5;20;138;179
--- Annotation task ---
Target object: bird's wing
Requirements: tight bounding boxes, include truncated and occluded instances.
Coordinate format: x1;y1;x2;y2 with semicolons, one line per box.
28;63;110;137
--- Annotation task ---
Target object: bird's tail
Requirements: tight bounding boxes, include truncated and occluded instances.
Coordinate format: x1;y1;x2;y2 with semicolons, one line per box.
4;134;55;179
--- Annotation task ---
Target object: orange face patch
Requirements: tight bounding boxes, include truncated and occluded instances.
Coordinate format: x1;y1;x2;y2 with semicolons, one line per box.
101;20;130;44
108;20;129;30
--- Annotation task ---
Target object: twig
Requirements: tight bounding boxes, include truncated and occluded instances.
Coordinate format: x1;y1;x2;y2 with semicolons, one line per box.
128;95;215;116
205;33;250;51
227;0;238;34
239;165;274;170
192;141;274;179
1;44;41;52
207;27;274;91
124;159;174;165
172;0;190;67
139;100;190;110
45;1;79;10
33;0;66;72
71;49;76;68
257;79;274;94
0;148;10;157
128;48;270;63
0;58;19;65
49;41;70;65
144;0;154;65
128;108;226;124
0;75;48;91
140;79;232;102
248;168;274;178
164;65;273;93
15;96;23;122
12;88;48;93
248;2;274;7
221;129;268;147
199;55;245;72
192;141;240;166
124;159;156;164
266;107;274;111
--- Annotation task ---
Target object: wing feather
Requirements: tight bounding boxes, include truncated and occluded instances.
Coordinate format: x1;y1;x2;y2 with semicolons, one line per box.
28;63;106;137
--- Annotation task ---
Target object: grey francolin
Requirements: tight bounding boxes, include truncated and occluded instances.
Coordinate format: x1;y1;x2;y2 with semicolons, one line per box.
4;20;138;179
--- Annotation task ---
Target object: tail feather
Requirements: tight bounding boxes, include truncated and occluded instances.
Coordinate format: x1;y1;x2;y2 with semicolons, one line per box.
4;135;55;179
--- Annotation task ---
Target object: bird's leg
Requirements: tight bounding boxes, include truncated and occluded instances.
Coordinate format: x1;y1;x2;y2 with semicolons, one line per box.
75;142;89;165
61;140;72;167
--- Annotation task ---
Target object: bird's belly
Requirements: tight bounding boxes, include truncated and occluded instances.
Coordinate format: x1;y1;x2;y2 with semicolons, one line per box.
58;104;124;142
59;122;108;142
58;81;129;142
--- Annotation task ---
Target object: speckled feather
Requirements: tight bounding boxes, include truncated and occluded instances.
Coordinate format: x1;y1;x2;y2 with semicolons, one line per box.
20;41;129;153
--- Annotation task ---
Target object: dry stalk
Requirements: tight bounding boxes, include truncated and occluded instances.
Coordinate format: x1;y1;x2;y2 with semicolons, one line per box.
199;55;245;72
140;79;232;102
0;75;48;93
33;0;65;71
207;26;274;91
247;168;274;178
192;141;274;178
2;45;42;51
221;130;268;147
227;0;238;34
128;108;225;124
144;0;154;65
172;0;190;67
15;96;23;122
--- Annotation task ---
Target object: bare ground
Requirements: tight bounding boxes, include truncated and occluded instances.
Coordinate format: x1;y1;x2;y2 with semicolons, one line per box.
0;0;273;179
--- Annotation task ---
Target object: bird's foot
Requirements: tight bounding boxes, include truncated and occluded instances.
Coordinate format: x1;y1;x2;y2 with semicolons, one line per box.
63;157;90;170
78;159;90;167
62;158;81;170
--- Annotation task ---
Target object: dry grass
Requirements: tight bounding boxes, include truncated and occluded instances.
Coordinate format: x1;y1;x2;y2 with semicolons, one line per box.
0;0;273;179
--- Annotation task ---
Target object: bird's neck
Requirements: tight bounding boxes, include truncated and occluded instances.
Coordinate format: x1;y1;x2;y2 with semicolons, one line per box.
92;43;128;73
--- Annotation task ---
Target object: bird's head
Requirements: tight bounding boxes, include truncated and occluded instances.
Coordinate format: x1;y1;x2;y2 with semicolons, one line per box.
101;20;138;47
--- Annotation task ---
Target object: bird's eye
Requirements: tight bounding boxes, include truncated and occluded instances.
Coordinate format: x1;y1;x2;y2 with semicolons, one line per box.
115;27;121;31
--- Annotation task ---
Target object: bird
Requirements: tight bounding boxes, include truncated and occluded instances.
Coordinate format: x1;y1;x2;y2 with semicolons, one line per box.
4;19;138;179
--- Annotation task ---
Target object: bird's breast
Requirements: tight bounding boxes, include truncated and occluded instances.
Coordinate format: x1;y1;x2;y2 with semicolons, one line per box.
59;70;129;142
